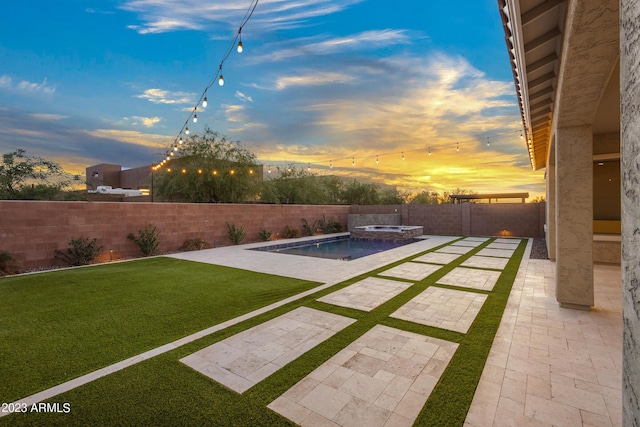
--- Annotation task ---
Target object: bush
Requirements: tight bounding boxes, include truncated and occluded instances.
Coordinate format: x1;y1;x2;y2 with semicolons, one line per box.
282;225;299;239
0;251;23;275
317;215;343;233
301;218;319;236
258;228;272;241
179;238;212;251
226;222;246;245
54;237;103;266
128;223;160;256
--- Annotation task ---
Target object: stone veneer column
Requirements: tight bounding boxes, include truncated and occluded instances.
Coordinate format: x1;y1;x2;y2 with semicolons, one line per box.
555;126;593;309
546;140;557;261
621;0;640;423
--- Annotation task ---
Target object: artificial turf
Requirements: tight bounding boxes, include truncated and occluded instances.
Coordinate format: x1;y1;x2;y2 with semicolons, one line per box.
0;238;526;426
0;257;321;403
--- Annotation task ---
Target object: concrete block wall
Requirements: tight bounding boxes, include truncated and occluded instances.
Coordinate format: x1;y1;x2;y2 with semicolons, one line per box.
0;201;350;269
470;203;545;237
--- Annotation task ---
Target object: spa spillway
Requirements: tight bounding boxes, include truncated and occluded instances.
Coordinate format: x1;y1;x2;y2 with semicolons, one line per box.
350;225;424;242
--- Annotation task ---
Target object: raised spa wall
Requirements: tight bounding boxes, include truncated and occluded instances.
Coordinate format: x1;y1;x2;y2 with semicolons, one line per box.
350;225;424;242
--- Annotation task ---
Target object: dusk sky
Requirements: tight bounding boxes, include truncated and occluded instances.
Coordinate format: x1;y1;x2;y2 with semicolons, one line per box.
0;0;545;198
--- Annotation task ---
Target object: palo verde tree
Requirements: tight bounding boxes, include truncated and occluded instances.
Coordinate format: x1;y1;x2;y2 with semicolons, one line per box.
153;127;260;203
0;149;71;200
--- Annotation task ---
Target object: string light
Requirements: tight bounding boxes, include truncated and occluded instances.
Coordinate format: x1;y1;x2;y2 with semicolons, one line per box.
330;160;333;169
456;142;460;152
307;163;311;172
237;28;243;53
268;165;271;174
428;146;432;156
159;0;259;166
486;137;490;147
401;151;405;160
179;137;183;145
352;157;355;167
376;155;379;164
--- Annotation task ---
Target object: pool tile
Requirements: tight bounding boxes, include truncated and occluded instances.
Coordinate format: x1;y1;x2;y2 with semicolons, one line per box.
378;262;442;281
390;287;488;333
318;277;414;312
269;325;458;427
180;307;355;393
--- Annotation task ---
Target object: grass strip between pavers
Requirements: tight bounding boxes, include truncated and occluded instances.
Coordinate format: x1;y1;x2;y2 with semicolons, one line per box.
0;237;526;426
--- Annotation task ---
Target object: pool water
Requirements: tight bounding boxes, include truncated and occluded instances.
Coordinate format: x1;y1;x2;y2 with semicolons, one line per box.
255;236;413;260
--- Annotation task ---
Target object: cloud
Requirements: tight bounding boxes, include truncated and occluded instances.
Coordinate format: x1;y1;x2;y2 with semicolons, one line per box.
86;129;172;148
235;91;253;102
121;115;163;127
29;113;69;121
0;74;56;95
135;88;195;104
275;71;355;89
253;30;413;63
121;0;365;34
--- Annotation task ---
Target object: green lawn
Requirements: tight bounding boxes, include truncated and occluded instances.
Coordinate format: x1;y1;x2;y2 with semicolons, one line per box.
0;257;320;402
0;239;526;426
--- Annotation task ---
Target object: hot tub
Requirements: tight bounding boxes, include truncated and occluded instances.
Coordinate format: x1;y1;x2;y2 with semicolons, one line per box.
350;225;424;242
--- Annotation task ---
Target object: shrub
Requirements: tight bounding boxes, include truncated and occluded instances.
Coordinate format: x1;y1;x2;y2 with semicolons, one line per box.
282;225;299;239
0;251;23;275
128;223;160;256
54;237;103;266
258;228;272;242
179;238;212;251
226;222;246;245
301;218;319;236
317;215;343;234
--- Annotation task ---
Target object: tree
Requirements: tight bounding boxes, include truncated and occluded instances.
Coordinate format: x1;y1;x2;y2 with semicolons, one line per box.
153;128;260;203
410;190;441;205
0;149;71;200
340;179;380;205
261;165;336;204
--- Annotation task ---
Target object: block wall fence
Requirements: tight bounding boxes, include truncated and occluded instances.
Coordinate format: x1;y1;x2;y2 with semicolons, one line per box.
1;201;545;269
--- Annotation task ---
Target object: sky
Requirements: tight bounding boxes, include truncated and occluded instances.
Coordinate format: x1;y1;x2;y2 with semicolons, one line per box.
0;0;545;199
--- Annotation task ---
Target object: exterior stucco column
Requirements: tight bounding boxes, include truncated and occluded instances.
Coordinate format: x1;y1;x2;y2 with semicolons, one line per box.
621;0;640;423
546;139;557;261
555;126;593;309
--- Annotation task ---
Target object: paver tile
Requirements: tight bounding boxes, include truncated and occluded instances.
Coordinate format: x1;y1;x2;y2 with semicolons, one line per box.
438;267;501;291
476;248;516;258
436;245;475;255
462;255;509;270
413;252;461;265
318;277;414;312
180;307;355;393
462;237;491;242
378;262;442;281
486;242;520;250
451;240;484;247
391;287;488;333
269;325;458;427
493;238;522;244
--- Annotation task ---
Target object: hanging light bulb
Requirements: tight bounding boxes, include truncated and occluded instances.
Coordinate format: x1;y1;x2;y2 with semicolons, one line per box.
166;156;170;161
185;127;189;135
268;165;271;174
456;142;460;152
170;151;175;157
198;169;202;174
307;163;310;172
219;74;224;86
193;114;198;123
352;157;355;167
428;146;432;156
330;160;333;169
520;132;523;139
237;40;243;53
376;155;379;164
179;137;183;145
486;137;490;147
202;96;208;108
402;152;405;160
173;145;178;152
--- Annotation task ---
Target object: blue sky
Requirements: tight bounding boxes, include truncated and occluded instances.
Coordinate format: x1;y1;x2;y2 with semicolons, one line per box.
0;0;544;197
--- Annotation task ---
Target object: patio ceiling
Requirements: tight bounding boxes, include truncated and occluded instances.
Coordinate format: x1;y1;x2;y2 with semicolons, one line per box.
498;0;567;170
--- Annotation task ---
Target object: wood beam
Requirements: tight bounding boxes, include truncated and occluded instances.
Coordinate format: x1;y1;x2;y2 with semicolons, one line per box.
524;28;561;53
527;53;558;74
522;0;565;26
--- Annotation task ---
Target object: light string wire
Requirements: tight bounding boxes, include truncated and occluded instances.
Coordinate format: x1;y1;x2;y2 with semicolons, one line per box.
258;128;526;172
156;0;259;166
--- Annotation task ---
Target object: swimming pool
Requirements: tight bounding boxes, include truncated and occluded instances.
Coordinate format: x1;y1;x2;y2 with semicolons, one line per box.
251;236;414;260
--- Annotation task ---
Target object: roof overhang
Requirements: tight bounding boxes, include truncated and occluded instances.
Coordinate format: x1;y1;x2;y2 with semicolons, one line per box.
498;0;567;170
